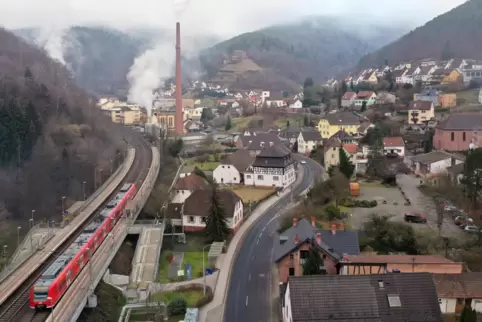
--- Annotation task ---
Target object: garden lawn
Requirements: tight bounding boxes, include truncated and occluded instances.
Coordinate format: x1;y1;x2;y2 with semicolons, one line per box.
182;251;205;280
150;289;204;307
158;250;173;283
226;186;276;203
185;156;220;171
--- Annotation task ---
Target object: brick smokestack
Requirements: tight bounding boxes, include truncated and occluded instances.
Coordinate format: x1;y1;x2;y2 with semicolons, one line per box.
175;22;183;135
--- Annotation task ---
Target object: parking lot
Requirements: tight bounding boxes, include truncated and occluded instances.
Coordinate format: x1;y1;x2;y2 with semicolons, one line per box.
349;176;464;238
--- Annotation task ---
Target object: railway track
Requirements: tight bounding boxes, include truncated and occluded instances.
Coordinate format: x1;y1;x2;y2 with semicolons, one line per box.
0;133;152;322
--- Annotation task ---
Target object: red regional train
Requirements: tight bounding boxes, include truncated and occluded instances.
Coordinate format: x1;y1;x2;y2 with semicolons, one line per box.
29;183;137;309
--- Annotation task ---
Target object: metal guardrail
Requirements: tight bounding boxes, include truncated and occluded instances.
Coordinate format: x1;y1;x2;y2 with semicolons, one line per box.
0;149;134;284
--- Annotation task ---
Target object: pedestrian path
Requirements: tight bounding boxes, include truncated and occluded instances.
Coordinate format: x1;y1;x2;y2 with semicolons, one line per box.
130;225;165;283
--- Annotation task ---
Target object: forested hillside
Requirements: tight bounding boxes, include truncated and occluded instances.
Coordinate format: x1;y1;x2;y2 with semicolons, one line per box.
0;27;128;244
200;16;407;84
358;0;482;68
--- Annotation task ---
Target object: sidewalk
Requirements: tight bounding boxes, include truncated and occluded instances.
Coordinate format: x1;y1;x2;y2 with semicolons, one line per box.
199;166;305;322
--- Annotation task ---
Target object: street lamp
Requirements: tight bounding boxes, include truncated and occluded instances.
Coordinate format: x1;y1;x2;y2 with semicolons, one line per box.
202;244;211;296
82;181;86;201
29;219;34;252
31;210;35;227
61;196;66;216
17;226;21;248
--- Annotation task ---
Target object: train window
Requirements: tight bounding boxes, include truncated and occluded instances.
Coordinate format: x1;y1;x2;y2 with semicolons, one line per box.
58;278;66;292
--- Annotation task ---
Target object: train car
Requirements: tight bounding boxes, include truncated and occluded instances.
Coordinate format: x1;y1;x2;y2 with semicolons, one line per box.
29;183;137;309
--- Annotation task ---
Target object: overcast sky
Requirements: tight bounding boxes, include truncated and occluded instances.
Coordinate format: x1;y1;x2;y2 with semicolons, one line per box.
0;0;466;37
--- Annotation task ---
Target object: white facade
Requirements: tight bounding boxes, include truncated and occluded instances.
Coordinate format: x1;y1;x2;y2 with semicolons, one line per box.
354;93;377;107
182;200;244;230
172;189;192;203
282;284;293;322
383;145;405;157
289;100;303;109
266;99;285;108
414;158;463;174
438;298;456;314
297;133;321;154
244;164;295;188
213;164;242;184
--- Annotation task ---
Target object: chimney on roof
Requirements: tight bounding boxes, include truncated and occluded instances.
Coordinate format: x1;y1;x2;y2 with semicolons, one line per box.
451;156;456;167
316;232;321;245
311;216;316;228
378;280;384;289
293;218;298;227
269;141;274;146
294;234;300;244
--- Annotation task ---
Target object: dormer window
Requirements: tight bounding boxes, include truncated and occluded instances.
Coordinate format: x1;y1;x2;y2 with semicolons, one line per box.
260;142;265;147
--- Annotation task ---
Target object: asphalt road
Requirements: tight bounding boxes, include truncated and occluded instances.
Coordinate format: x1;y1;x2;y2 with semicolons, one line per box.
224;156;322;322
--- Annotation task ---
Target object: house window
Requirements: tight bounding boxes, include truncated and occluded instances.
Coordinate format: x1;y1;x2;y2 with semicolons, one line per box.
201;216;207;223
463;132;466;141
289;254;294;260
288;267;295;276
222;166;225;168
273;176;279;181
257;175;264;180
246;175;251;179
451;132;454;141
188;216;194;223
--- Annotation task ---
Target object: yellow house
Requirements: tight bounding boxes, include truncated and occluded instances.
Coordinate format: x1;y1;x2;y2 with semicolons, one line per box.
317;111;362;138
184;107;203;120
441;69;462;84
323;141;357;170
439;93;457;108
407;101;435;125
103;106;141;125
367;72;378;84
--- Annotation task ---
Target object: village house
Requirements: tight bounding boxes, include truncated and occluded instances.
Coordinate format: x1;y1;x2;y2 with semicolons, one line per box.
433;113;482;151
323;140;356;170
439;93;457;108
441;69;462;84
462;64;482;84
329;130;358;145
297;129;323;154
274;218;359;283
235;130;282;156
354;91;377;107
340;255;463;275
317;111;363;138
393;68;408;84
288;99;303;109
213;149;254;185
433;273;482;314
172;173;210;203
278;126;302;147
244;143;296;188
409;151;464;176
408;100;435;125
281;273;443;322
341;92;356;107
182;189;243;232
414;89;439;106
265;92;286;108
383;137;405;157
375;92;396;105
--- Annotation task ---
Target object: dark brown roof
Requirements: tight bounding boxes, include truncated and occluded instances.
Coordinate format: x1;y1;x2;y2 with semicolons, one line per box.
222;149;254;172
183;189;241;218
257;143;291;158
433;273;482;298
238;131;281;151
420;66;433;75
324;111;362;126
330;130;354;141
288;273;442;322
174;174;209;190
300;129;322;142
342;92;356;100
166;203;183;219
356;91;374;99
409;100;433;111
436;113;482;131
392;68;406;77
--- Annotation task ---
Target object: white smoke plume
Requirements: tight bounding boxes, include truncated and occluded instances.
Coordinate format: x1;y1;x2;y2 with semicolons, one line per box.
173;0;190;19
34;26;69;66
127;41;175;117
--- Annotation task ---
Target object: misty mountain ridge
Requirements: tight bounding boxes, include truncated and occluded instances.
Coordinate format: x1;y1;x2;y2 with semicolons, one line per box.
358;0;482;68
14;26;220;97
200;15;409;87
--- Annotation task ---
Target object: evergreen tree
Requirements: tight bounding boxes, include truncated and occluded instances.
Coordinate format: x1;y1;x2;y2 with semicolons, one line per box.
302;240;326;275
350;80;354;91
339;146;355;179
360;100;367;112
340;80;348;94
204;185;230;242
225;115;232;131
460;306;477;322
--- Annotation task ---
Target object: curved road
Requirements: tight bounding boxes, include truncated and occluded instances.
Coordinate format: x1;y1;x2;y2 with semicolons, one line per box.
224;156;322;322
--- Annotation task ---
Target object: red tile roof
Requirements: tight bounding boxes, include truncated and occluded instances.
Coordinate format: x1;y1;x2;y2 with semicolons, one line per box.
383;137;405;147
343;144;357;154
433;273;482;298
409;100;433;111
343;254;456;264
356;91;374;99
174;174;209;191
342;92;356;100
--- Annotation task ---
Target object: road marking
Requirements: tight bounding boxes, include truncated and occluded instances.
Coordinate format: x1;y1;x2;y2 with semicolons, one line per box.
266;214;279;226
246;296;249;306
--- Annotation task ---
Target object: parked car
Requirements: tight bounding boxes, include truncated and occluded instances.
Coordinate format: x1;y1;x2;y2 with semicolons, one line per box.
464;225;481;233
404;213;427;223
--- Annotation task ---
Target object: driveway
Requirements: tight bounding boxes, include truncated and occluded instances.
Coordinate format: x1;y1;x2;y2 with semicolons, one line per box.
348;178;463;238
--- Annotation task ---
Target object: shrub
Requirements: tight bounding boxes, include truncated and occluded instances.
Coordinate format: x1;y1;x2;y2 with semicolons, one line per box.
195;292;214;307
369;200;378;207
167;298;187;316
360;200;371;208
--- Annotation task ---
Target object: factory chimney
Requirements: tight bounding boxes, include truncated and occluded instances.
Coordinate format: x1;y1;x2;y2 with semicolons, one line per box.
175;22;184;135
